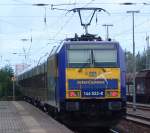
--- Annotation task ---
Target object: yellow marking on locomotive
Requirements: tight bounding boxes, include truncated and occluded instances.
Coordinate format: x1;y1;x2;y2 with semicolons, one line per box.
66;68;120;79
66;68;121;99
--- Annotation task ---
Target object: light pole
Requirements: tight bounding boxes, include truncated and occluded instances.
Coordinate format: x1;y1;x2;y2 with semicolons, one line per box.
146;35;150;69
102;24;113;40
127;10;140;111
12;77;15;101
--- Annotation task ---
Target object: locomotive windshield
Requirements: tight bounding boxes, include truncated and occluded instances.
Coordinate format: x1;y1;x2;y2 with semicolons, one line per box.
67;44;117;68
68;49;91;67
93;49;117;67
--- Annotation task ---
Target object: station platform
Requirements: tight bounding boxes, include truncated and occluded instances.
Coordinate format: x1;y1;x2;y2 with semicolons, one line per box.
0;101;73;133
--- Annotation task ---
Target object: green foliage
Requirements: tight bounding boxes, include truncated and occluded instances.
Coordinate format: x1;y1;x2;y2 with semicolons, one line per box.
125;51;134;73
0;65;14;99
126;50;146;73
136;51;146;71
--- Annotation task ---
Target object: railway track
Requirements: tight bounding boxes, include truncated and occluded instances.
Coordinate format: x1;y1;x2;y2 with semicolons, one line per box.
127;102;150;111
126;113;150;127
109;129;119;133
70;104;150;133
126;102;150;127
70;127;119;133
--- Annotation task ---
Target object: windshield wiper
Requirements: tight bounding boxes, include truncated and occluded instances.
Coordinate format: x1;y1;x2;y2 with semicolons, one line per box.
91;50;95;67
78;58;91;72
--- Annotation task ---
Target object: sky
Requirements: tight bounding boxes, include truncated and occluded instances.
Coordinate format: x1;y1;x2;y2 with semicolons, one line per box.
0;0;150;70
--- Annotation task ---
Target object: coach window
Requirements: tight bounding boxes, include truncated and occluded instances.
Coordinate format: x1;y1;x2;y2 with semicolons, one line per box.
137;81;145;94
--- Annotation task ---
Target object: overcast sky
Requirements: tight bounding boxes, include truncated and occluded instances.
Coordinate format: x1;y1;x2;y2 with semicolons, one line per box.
0;0;150;69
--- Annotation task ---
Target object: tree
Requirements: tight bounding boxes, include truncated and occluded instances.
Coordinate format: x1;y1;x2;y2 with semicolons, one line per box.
125;51;134;73
136;52;142;71
126;50;146;73
0;65;14;99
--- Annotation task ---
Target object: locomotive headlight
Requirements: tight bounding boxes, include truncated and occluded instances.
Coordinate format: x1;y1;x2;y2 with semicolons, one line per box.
68;90;80;98
111;91;118;97
106;91;119;97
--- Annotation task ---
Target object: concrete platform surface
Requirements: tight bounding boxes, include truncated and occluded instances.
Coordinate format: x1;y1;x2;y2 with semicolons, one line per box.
0;101;73;133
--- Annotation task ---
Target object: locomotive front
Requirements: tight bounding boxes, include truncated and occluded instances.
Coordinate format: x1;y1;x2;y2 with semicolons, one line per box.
60;41;126;126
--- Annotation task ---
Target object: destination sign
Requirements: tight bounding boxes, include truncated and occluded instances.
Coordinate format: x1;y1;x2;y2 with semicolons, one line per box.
68;79;118;90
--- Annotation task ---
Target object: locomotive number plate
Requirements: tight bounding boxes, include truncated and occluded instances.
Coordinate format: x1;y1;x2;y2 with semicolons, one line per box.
82;89;104;97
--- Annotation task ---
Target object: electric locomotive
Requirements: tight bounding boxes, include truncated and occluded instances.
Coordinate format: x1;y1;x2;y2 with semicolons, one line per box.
17;7;126;128
17;34;126;127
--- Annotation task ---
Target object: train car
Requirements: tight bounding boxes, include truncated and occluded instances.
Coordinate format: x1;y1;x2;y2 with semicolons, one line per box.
126;70;150;103
18;62;47;104
136;69;150;103
136;70;150;103
17;34;126;127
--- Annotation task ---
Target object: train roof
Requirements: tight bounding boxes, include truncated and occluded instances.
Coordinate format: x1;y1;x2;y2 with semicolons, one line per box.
64;34;119;44
136;69;150;78
64;40;119;45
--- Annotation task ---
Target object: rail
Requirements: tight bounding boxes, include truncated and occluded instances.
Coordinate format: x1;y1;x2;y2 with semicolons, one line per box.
126;103;150;127
110;129;119;133
127;102;150;111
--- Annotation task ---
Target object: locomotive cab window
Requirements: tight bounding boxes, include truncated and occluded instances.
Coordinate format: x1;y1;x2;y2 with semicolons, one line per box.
93;49;117;67
67;44;118;68
68;49;91;67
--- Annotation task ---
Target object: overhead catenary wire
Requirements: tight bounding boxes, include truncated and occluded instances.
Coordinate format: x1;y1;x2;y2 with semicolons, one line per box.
0;17;43;33
82;0;95;7
52;13;75;40
1;11;150;18
29;4;76;65
0;2;150;6
12;0;31;5
113;18;150;37
0;11;149;40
